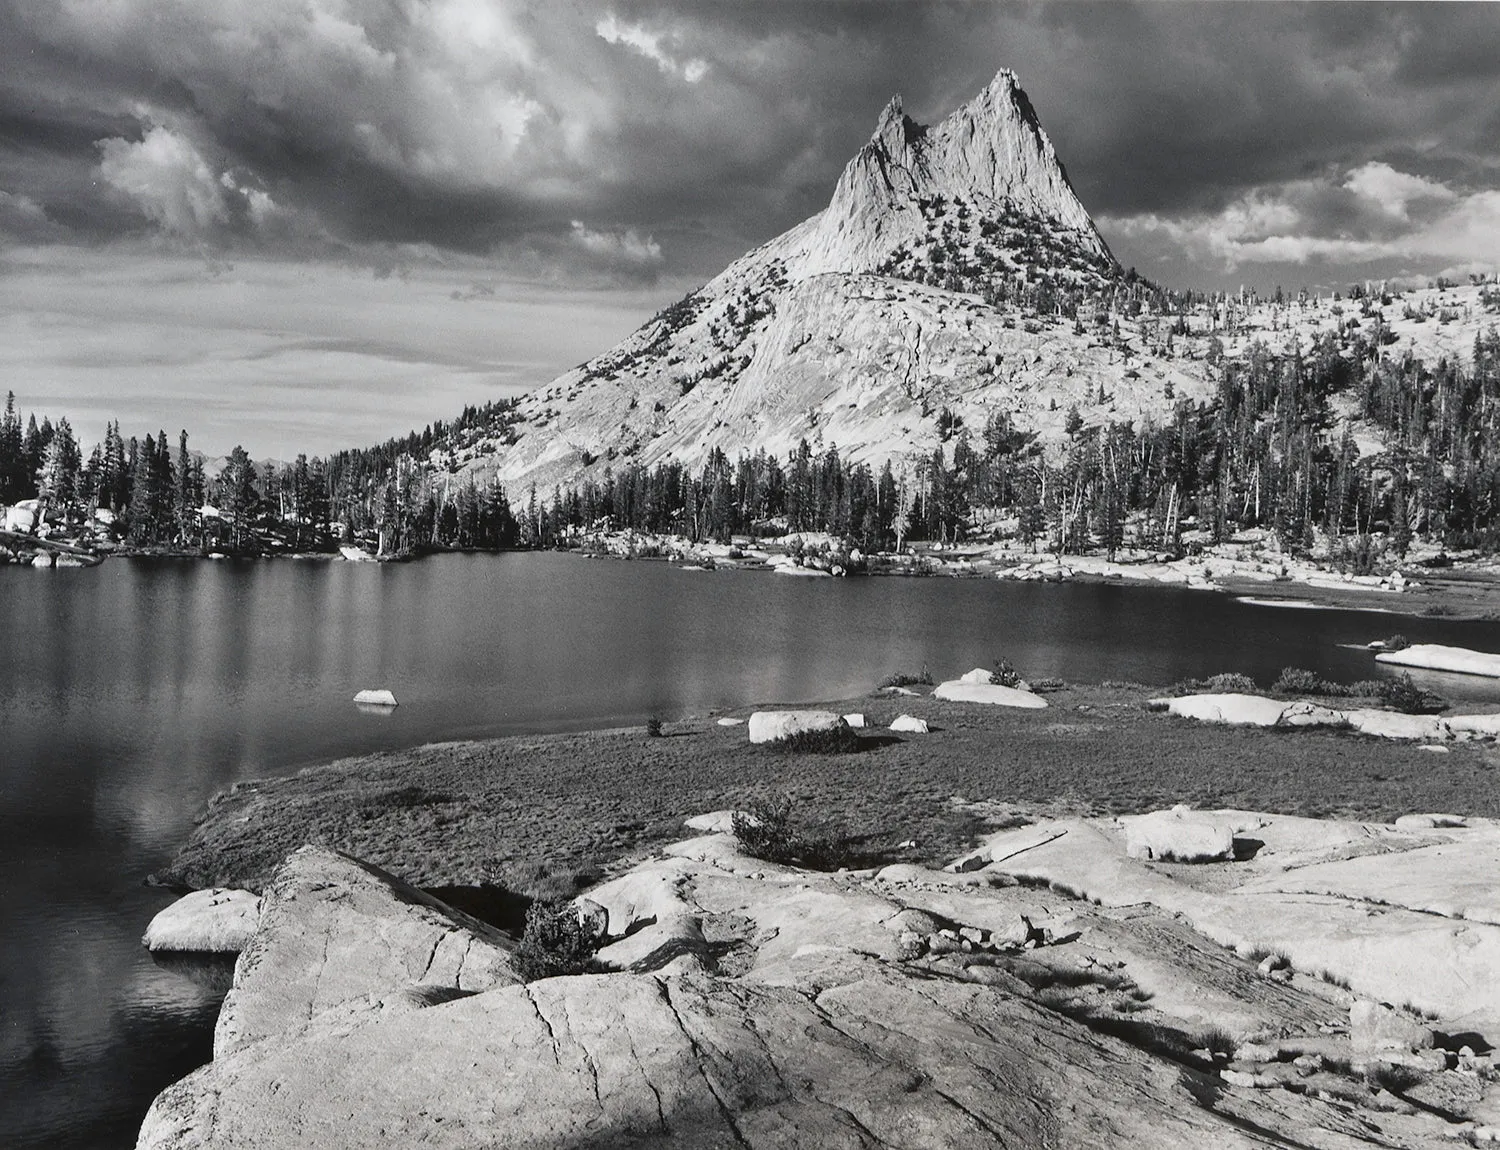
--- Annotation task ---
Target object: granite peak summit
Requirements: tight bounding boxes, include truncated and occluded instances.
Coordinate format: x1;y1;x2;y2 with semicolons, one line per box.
799;69;1111;278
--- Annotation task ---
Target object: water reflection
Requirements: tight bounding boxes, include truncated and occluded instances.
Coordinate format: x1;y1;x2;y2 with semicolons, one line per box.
6;553;1500;1146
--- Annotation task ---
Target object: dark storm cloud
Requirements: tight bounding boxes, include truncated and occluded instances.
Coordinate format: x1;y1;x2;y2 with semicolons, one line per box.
0;1;1497;284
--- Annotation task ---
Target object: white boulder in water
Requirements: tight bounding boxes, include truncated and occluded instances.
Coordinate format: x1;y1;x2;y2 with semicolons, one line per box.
339;545;377;562
747;710;841;744
143;888;260;953
1376;643;1500;679
353;689;398;707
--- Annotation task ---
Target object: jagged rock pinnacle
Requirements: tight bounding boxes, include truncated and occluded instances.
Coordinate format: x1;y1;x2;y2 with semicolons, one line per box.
799;69;1108;278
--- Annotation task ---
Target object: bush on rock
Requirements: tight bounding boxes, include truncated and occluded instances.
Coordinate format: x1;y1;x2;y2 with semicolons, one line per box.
513;898;605;982
732;796;855;871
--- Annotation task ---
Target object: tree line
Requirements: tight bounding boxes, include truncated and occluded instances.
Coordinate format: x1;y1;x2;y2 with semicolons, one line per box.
5;322;1500;561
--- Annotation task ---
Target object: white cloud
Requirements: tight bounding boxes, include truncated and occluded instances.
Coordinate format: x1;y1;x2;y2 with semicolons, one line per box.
1103;164;1500;272
568;220;663;266
1343;162;1455;220
595;13;707;83
98;126;229;236
98;124;283;239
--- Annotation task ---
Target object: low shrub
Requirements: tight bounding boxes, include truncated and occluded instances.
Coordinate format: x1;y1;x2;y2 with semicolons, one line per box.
878;669;933;688
767;725;864;754
1204;672;1257;692
513;897;605;982
732;795;856;871
1029;677;1068;693
1172;672;1257;694
1271;666;1445;712
645;716;664;737
1193;1026;1237;1058
1382;634;1411;652
1273;667;1324;695
1366;1062;1424;1094
991;657;1025;688
1379;673;1447;715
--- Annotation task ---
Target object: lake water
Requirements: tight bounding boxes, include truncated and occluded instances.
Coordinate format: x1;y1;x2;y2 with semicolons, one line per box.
6;551;1500;1147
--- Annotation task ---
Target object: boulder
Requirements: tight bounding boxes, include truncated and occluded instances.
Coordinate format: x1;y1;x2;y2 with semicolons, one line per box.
1121;808;1235;863
1447;713;1500;736
746;710;842;744
1350;1000;1434;1053
714;716;745;727
958;667;993;684
947;809;1500;1028
143;889;260;954
1162;693;1287;727
683;810;742;834
213;846;516;1059
1394;814;1467;830
932;680;1047;708
3;501;37;533
889;714;929;734
841;712;866;728
1377;643;1500;679
352;688;398;707
1343;709;1451;741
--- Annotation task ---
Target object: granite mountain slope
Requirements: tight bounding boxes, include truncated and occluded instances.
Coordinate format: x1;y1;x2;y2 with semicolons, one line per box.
438;70;1494;502
449;71;1208;495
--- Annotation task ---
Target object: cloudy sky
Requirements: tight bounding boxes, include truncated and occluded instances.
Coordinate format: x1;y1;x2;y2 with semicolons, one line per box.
2;1;1498;458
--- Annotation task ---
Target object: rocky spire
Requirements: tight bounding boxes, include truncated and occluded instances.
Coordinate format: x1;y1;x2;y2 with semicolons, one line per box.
797;69;1111;278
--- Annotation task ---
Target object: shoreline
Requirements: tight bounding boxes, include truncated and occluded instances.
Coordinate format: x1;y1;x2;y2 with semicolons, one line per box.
17;530;1500;622
153;680;1500;900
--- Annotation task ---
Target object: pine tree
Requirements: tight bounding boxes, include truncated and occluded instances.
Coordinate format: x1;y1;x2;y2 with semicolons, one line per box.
175;431;195;544
0;391;23;501
219;446;256;550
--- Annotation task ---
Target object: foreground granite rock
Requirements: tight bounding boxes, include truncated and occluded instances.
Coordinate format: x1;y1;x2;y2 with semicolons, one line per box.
140;820;1500;1148
956;808;1500;1034
143;888;260;953
213;846;518;1060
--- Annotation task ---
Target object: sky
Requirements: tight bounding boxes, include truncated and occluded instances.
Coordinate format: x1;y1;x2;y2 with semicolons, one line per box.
2;0;1499;458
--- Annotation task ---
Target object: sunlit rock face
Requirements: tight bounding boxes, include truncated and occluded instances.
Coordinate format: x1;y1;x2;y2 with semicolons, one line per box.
449;71;1195;497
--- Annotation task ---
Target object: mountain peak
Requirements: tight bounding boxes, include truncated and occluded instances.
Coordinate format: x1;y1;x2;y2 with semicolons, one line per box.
797;69;1110;279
